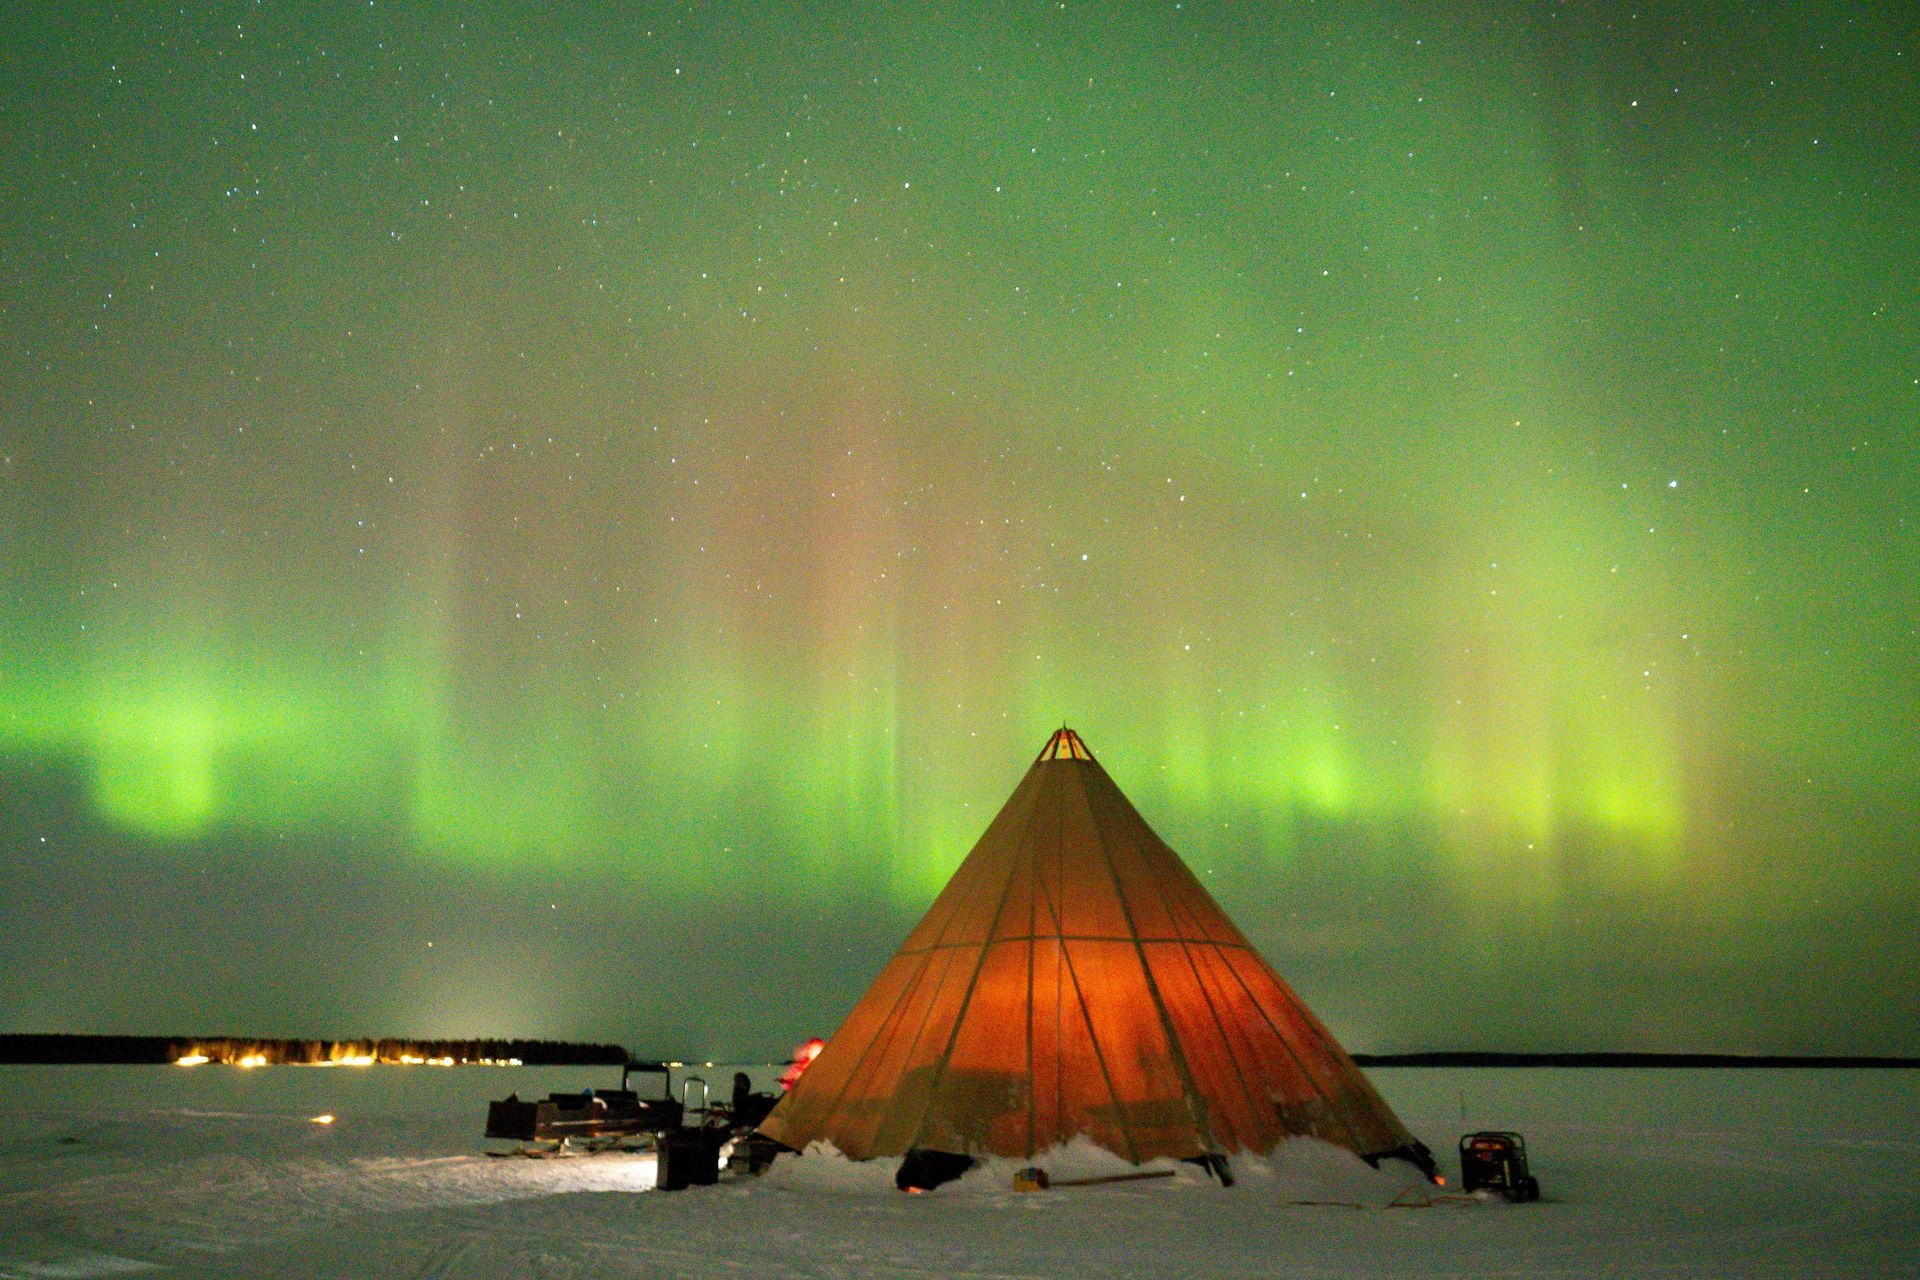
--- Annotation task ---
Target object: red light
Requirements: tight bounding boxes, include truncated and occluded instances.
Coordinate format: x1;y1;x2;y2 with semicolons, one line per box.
779;1037;827;1092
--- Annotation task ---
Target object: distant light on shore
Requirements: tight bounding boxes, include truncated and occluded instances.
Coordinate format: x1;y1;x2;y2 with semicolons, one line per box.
169;1044;528;1067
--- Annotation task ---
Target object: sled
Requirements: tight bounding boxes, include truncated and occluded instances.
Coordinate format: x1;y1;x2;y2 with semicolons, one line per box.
485;1060;684;1148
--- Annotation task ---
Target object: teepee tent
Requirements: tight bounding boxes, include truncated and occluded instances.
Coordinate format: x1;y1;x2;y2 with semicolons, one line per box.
757;728;1429;1177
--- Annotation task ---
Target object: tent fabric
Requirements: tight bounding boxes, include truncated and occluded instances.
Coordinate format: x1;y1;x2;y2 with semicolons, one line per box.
756;728;1419;1165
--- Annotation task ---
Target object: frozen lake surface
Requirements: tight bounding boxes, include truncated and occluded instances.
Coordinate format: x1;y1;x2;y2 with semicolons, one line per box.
1;1063;1914;1278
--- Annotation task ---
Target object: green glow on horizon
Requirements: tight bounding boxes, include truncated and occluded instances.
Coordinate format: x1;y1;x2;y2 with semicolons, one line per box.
89;706;217;840
1;2;1913;959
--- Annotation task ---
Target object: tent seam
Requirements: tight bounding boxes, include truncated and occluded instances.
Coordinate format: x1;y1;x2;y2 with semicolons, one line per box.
895;766;1055;1156
1079;761;1221;1160
800;945;942;1155
1212;946;1370;1154
1031;836;1139;1165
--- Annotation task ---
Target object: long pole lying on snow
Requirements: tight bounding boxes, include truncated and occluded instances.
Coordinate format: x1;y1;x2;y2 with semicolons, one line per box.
1012;1168;1177;1191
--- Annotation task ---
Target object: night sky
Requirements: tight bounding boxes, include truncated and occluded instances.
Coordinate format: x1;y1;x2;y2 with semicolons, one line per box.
3;4;1915;1059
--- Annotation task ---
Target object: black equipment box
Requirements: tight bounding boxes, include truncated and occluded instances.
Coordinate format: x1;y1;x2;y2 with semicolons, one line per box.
657;1128;724;1191
1458;1130;1540;1202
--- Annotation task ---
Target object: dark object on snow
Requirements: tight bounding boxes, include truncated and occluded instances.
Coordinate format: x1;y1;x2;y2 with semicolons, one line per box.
1181;1153;1236;1186
1365;1139;1439;1182
485;1060;683;1146
659;1126;725;1190
725;1071;779;1130
1459;1131;1540;1202
896;1148;976;1192
730;1131;790;1176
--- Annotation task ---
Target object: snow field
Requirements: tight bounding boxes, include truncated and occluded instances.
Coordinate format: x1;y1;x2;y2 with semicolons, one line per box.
1;1065;1914;1278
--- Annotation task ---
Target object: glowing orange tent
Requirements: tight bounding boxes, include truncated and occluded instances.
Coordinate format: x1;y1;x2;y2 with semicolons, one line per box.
757;728;1430;1179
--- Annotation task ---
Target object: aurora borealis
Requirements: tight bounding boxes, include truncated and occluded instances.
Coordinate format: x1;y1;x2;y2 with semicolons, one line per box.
3;3;1915;1057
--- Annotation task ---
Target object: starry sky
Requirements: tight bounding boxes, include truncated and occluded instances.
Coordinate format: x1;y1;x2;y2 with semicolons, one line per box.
2;3;1915;1059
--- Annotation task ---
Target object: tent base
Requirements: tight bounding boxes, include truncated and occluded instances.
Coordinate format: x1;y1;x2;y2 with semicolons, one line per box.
1364;1140;1439;1183
898;1148;1236;1191
896;1148;976;1192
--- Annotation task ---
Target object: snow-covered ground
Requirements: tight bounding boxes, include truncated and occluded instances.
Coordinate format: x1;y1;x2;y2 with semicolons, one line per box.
1;1063;1914;1278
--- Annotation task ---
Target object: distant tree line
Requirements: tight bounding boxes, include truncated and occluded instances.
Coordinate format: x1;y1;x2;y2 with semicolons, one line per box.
1351;1051;1920;1068
0;1033;629;1065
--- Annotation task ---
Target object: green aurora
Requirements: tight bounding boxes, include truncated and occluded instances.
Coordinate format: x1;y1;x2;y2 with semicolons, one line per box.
2;3;1915;1055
